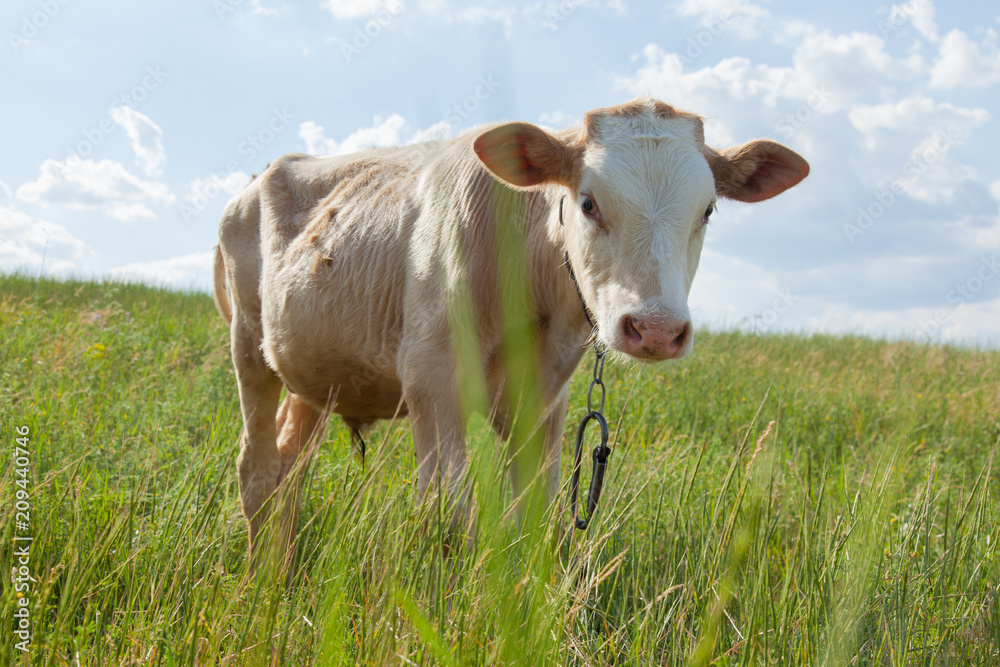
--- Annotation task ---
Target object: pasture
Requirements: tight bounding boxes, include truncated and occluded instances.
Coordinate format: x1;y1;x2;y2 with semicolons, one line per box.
1;274;998;665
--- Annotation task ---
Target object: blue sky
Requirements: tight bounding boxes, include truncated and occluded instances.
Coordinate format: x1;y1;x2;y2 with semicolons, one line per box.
2;0;998;345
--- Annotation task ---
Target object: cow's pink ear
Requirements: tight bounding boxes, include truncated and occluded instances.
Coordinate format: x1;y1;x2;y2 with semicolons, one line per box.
706;140;809;203
473;122;574;187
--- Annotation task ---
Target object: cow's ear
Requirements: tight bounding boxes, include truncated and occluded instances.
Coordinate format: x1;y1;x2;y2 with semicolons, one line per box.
473;122;575;187
706;140;809;203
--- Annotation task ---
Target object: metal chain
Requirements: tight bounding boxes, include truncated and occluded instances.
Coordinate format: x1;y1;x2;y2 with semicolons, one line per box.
570;343;612;531
587;345;606;414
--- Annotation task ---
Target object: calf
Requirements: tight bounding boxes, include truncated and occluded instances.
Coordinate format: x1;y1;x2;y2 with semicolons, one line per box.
214;97;808;555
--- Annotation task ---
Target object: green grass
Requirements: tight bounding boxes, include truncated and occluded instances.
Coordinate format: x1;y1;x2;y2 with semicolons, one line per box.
1;273;998;665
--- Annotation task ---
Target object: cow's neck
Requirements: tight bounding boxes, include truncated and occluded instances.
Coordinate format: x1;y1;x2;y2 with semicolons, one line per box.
526;187;597;379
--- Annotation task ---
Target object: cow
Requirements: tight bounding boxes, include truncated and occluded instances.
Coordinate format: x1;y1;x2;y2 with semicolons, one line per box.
214;96;809;558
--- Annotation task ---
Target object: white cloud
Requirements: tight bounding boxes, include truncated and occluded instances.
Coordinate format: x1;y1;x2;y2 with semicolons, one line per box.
689;248;798;332
109;106;166;176
300;115;454;158
628;14;921;117
618;29;926;149
407;120;452;144
106;250;214;291
929;29;1000;89
299;121;337;156
323;0;404;20
617;47;794;145
888;0;938;42
16;158;173;222
184;172;251;205
772;17;816;43
435;0;625;29
846;96;989;202
105;202;157;222
675;0;770;38
896;131;977;203
990;180;1000;203
0;205;92;276
790;31;922;109
248;0;280;16
805;299;1000;347
848;96;990;149
693;246;1000;346
849;96;990;136
321;0;618;31
625;34;916;110
453;6;516;30
299;114;406;156
0;179;12;204
538;109;576;130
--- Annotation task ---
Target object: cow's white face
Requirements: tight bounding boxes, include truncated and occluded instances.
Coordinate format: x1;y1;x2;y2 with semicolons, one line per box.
474;97;809;362
563;112;716;359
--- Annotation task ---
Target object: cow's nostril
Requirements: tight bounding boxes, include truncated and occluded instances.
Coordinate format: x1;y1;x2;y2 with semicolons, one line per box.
671;322;690;351
622;315;642;344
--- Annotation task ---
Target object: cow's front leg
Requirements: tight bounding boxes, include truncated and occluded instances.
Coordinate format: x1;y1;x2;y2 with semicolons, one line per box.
409;394;469;510
498;386;569;524
405;373;473;542
232;320;283;557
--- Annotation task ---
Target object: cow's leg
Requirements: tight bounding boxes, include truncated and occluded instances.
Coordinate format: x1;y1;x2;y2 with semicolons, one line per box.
405;371;473;541
409;395;468;502
272;393;323;564
498;386;569;523
276;393;323;483
232;319;284;556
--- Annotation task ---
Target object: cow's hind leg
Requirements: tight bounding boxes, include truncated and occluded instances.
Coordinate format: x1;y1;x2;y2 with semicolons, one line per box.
276;393;323;483
232;320;284;557
272;393;323;565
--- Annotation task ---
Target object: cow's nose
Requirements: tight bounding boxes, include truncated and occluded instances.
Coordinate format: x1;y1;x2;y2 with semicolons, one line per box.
620;313;691;360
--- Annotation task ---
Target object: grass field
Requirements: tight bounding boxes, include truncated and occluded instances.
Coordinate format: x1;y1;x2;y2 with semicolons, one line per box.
1;273;998;665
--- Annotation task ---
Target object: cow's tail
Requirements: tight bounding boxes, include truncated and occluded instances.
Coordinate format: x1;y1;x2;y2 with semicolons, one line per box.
213;245;233;325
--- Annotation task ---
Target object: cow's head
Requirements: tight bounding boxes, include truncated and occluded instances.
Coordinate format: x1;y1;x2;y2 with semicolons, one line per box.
473;97;809;361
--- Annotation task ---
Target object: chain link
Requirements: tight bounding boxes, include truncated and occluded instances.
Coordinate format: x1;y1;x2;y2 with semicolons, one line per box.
570;343;612;531
586;344;606;414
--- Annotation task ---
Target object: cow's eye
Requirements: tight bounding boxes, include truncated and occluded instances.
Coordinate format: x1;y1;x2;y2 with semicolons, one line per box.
702;203;715;224
579;193;606;229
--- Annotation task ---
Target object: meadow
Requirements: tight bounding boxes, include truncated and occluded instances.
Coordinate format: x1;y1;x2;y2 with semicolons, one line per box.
1;274;998;665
